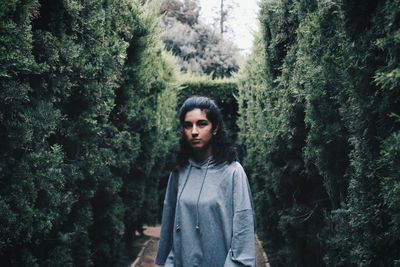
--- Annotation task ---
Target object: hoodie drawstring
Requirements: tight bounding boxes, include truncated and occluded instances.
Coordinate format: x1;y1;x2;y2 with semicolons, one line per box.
175;158;211;232
195;159;211;230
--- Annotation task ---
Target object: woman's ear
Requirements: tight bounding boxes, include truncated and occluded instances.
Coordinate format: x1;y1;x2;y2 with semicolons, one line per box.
212;125;219;135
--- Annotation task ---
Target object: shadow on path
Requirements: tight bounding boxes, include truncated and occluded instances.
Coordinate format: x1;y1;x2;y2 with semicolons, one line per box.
131;226;270;267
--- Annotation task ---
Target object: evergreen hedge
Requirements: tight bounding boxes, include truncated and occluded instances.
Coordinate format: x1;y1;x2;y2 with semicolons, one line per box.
0;0;178;265
238;0;400;266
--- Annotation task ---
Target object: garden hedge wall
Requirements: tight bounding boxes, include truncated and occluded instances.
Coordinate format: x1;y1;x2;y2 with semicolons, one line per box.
238;0;400;266
0;1;178;265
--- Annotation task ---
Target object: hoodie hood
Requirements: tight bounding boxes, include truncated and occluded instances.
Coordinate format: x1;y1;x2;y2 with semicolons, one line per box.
188;156;218;169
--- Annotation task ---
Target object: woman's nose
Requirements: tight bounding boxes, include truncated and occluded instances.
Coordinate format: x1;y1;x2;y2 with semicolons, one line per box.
191;126;198;135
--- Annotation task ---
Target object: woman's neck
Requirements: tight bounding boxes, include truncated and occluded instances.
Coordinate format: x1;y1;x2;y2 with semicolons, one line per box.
192;147;212;163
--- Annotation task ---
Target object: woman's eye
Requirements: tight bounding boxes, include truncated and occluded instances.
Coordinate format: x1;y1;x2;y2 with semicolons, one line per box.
198;121;209;127
183;123;192;129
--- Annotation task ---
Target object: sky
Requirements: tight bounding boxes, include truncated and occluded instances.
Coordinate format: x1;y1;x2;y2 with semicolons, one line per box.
197;0;260;55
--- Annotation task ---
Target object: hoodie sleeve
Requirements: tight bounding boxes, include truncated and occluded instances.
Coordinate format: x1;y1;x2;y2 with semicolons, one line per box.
155;170;179;266
224;163;256;267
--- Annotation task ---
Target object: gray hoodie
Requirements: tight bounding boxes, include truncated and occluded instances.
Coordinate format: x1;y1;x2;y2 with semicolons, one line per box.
155;157;256;267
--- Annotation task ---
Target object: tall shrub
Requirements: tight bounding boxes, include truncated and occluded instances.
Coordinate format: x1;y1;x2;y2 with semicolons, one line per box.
326;0;400;265
0;1;71;265
0;0;178;265
238;0;400;266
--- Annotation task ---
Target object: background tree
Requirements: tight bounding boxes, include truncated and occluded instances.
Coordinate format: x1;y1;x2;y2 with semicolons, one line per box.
159;0;241;78
217;0;237;37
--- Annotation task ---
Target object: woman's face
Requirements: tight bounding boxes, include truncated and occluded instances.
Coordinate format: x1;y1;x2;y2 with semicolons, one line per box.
183;108;214;152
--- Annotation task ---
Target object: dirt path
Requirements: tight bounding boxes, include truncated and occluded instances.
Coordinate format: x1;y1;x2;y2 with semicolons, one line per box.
131;226;270;267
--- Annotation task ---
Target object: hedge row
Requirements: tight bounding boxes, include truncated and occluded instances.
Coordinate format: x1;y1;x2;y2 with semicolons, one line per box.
0;1;177;266
238;0;400;266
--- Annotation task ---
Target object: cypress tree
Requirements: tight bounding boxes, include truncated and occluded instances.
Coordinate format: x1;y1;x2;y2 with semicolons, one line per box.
1;0;179;265
326;0;400;265
0;1;71;265
238;0;400;266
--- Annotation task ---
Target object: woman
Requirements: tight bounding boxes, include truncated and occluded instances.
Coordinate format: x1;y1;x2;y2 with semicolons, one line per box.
155;96;255;267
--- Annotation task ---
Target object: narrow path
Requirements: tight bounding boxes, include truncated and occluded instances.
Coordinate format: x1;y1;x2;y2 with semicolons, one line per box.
131;226;270;267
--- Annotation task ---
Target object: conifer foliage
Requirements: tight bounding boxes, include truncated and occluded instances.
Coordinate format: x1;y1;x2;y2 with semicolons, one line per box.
238;0;400;266
0;0;177;265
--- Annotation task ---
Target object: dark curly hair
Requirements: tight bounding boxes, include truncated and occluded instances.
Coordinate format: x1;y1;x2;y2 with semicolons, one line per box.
177;96;237;166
